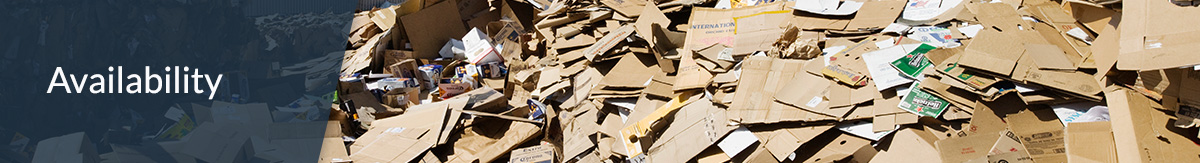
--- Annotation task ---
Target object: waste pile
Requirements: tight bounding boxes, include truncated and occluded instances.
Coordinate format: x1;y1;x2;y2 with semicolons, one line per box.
328;0;1200;162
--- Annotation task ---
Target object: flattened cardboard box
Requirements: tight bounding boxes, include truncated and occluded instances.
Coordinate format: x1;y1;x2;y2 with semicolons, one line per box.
351;128;432;163
870;128;943;163
935;131;1001;163
510;144;555;163
959;29;1023;76
1108;89;1200;163
684;3;787;52
845;0;905;30
446;117;542;163
1064;121;1115;163
1116;0;1200;70
729;56;825;124
647;99;735;163
318;137;349;163
1006;108;1067;163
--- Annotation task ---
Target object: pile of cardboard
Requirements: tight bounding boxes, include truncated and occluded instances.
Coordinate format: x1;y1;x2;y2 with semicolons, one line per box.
331;0;1200;162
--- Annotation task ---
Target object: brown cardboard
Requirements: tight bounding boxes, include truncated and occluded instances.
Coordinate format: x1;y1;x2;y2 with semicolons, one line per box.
342;49;375;75
1178;71;1200;128
1090;20;1120;82
549;35;595;50
635;4;670;47
598;53;659;89
728;56;819;124
959;29;1024;76
446;116;542;163
822;65;870;86
789;10;851;30
988;151;1034;163
1029;22;1089;65
1025;44;1077;70
918;78;979;112
727;143;768;163
870;128;943;163
1024;69;1102;100
646;99;735;163
828;85;853;108
382;50;415;72
1005;108;1067;163
345;92;396;127
369;7;398;31
1108;88;1200;163
350;128;432;163
582;25;635;61
795;133;875;163
651;25;683;74
1064;121;1115;163
1061;0;1114;33
318;138;350;163
873;97;913;132
935;131;1001;163
695;147;731;163
382;88;420;108
349;97;466;154
600;0;646;17
684;3;787;52
773;73;846;118
694;43;736;71
1116;0;1200;70
401;1;467;59
936;56;1000;91
673;51;714;91
620;92;701;157
966;3;1029;33
561;104;599;159
989;130;1030;156
845;0;906;30
763;125;834;162
509;144;555;163
730;9;790;56
967;94;1024;136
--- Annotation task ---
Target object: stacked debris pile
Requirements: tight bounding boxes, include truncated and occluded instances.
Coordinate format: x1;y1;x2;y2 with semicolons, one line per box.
329;0;1200;162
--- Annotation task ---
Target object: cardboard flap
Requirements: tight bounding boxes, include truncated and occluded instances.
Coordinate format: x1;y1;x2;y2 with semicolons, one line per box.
793;0;864;16
1117;0;1200;70
1064;121;1115;163
1025;44;1077;70
846;0;906;30
583;25;636;62
600;0;647;17
401;1;467;59
599;52;660;88
966;3;1028;32
936;132;1002;163
647;100;735;163
1107;89;1200;163
1024;69;1102;98
870;128;943;163
764;125;834;162
795;133;874;162
773;73;833;115
960;30;1024;76
1005;108;1067;163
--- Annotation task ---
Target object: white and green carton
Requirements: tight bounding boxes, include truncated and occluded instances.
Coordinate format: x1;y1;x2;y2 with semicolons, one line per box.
897;81;950;117
890;44;937;79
